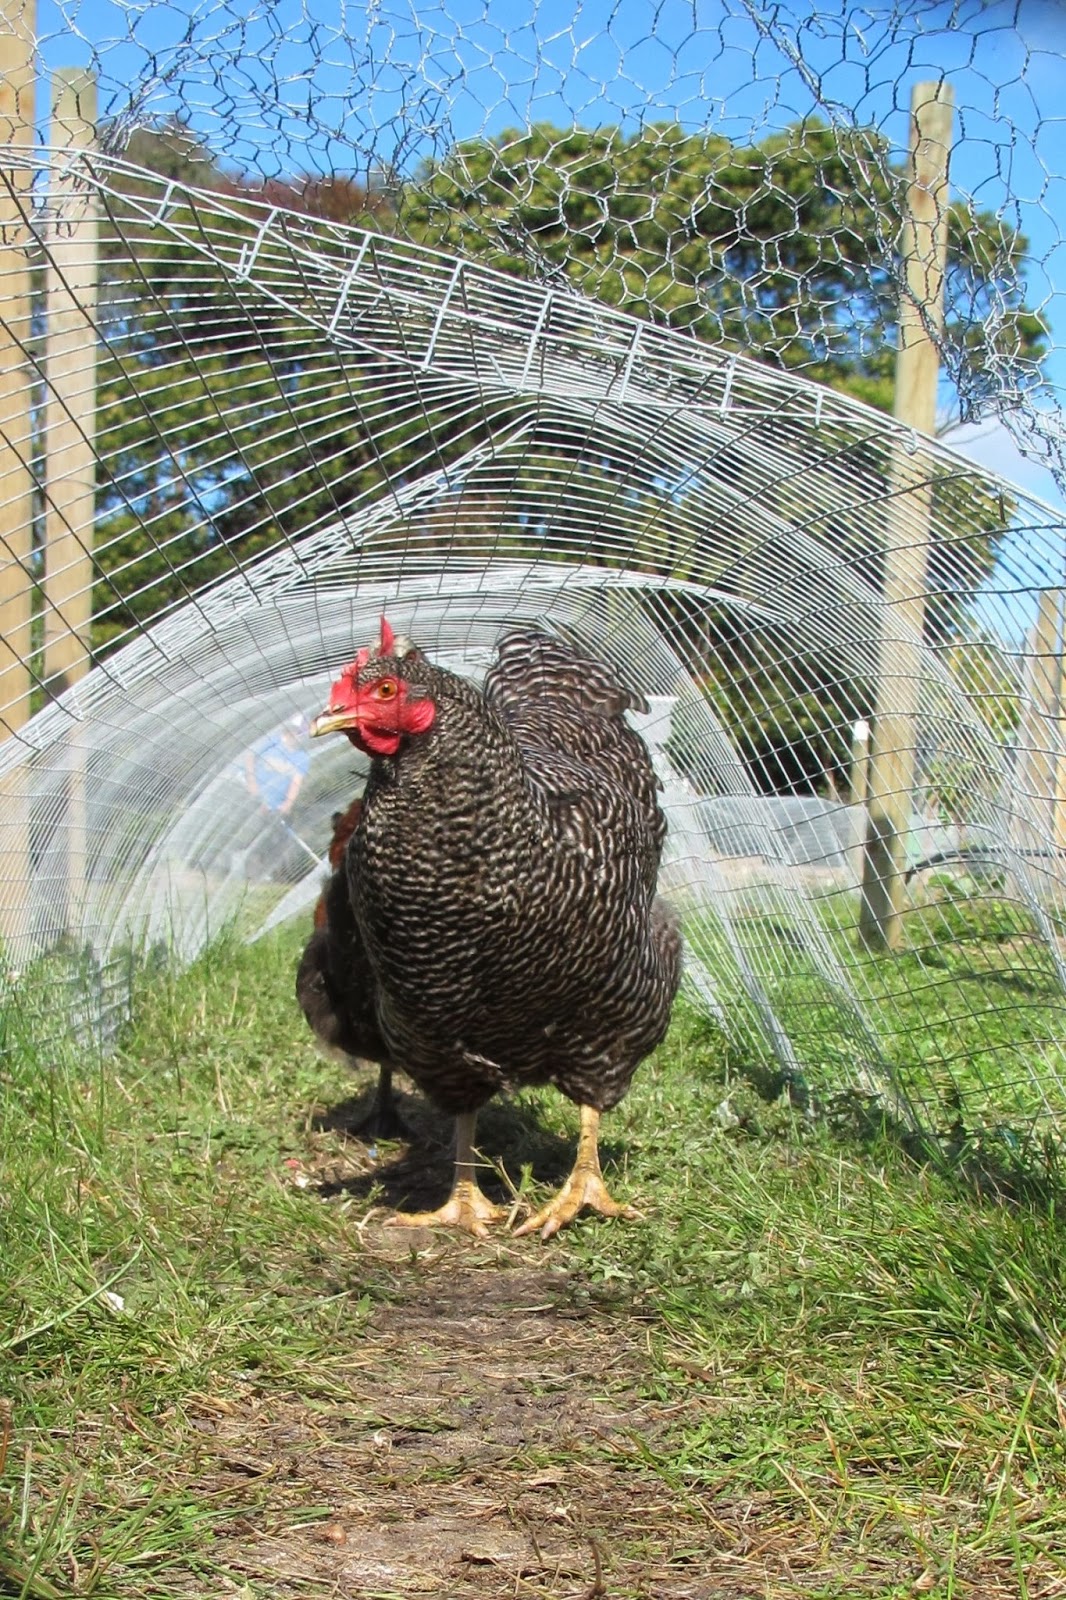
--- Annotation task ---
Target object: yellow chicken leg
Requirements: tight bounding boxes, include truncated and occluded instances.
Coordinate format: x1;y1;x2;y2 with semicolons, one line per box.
388;1110;505;1237
514;1105;638;1240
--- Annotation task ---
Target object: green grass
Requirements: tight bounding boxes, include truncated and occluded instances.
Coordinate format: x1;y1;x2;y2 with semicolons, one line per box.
573;1020;1066;1595
2;923;1066;1595
0;933;378;1596
685;886;1066;1148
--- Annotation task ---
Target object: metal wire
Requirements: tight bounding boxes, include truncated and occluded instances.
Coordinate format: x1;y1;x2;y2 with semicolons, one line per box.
0;1;1065;1168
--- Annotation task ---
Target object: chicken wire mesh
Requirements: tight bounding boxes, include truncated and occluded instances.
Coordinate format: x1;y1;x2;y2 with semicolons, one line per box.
2;0;1066;1173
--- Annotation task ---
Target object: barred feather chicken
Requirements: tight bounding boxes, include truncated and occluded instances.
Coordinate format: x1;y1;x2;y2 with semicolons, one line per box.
308;619;682;1237
296;798;406;1138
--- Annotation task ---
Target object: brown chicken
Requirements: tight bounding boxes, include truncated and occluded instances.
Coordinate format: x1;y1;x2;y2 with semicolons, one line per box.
296;797;406;1138
308;619;682;1237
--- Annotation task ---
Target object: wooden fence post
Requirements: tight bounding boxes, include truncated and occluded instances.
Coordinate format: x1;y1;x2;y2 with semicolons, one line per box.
858;80;954;952
43;66;98;696
1019;589;1066;850
0;0;35;955
43;68;98;936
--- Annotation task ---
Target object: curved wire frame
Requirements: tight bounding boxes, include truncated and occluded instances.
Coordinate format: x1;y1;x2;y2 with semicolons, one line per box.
0;152;1064;1164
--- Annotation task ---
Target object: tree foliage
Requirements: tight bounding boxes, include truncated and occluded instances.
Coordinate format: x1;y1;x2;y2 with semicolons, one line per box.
397;121;1042;790
91;125;412;649
404;120;1046;415
83;119;1044;795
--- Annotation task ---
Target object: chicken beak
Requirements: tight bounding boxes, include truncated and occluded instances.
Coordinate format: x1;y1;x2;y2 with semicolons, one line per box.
309;707;357;738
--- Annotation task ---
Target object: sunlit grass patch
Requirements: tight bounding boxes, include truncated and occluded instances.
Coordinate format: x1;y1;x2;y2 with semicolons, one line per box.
2;921;1066;1595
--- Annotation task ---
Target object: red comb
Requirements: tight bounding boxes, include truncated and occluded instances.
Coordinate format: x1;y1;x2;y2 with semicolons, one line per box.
344;646;371;679
338;618;397;686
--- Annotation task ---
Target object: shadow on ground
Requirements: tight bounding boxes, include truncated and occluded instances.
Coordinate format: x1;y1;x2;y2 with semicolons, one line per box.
308;1077;628;1221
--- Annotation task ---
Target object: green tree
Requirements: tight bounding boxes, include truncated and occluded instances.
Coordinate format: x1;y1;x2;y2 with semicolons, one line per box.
664;598;869;796
404;120;1046;415
402;121;1042;793
90;126;422;650
85;119;1041;799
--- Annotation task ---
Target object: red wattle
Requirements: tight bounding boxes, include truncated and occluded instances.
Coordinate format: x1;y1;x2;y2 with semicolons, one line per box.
348;725;403;757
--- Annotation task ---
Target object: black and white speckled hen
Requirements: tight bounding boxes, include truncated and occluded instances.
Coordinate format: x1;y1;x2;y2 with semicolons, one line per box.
308;618;682;1238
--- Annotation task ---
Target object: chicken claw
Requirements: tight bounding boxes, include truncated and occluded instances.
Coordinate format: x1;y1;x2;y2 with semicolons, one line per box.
513;1106;638;1240
387;1110;504;1237
388;1177;506;1238
355;1064;410;1141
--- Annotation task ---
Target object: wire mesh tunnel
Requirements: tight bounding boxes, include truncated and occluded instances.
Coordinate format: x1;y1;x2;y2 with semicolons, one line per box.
2;1;1066;1174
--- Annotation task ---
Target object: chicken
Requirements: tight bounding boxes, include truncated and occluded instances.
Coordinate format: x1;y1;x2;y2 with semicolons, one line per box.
316;800;365;924
308;618;682;1238
296;797;406;1139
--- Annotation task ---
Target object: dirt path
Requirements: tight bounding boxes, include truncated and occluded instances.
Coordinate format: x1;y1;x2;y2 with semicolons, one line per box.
186;1226;851;1599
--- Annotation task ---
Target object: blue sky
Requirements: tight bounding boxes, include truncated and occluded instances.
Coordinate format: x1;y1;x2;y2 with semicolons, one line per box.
37;2;1065;371
947;414;1065;513
34;0;1066;510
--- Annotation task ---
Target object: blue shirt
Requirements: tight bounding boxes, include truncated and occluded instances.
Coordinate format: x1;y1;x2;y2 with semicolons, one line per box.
249;732;310;813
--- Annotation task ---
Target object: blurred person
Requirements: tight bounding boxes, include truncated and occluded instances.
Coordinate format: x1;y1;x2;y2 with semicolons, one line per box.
238;714;314;880
245;713;311;822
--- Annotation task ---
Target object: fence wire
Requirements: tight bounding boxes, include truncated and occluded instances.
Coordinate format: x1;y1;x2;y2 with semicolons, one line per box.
1;1;1066;1175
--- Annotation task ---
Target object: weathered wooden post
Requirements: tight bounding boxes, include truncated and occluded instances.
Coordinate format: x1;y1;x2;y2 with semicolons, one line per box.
43;67;98;696
0;0;35;954
849;717;871;807
858;80;954;951
43;68;98;933
1019;589;1066;850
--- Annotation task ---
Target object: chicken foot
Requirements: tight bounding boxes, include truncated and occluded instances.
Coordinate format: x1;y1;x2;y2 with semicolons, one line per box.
354;1063;409;1141
514;1105;638;1240
388;1110;505;1237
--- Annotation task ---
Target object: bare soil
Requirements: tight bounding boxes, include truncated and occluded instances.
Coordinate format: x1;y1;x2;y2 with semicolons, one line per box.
189;1246;851;1599
168;1098;890;1600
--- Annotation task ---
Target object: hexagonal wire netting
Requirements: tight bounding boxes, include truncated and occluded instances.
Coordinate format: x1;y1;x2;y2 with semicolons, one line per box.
1;0;1066;1169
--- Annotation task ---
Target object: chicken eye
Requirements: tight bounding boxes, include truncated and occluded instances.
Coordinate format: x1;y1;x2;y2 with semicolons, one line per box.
375;679;399;700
